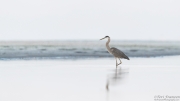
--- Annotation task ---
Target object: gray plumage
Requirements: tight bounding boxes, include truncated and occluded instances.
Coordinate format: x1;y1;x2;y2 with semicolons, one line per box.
100;36;130;68
110;47;129;60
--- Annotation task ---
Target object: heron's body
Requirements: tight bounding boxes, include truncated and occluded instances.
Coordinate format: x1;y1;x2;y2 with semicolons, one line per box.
100;36;129;68
110;47;129;60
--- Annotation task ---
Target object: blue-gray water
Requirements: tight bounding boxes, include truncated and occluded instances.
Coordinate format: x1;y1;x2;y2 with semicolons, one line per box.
0;40;180;59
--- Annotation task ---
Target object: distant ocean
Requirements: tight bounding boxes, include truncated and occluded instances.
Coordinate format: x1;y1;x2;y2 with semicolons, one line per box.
0;40;180;60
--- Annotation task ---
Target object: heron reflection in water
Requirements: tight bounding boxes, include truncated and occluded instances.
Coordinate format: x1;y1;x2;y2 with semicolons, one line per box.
100;36;130;68
106;67;129;91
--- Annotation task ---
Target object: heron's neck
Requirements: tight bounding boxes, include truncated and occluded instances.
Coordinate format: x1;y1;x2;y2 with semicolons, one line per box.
106;38;111;53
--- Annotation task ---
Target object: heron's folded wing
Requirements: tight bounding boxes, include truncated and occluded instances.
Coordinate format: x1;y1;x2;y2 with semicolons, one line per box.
110;47;129;60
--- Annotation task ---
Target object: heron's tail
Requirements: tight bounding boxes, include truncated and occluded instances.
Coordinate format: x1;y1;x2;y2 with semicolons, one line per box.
124;55;130;60
126;57;130;60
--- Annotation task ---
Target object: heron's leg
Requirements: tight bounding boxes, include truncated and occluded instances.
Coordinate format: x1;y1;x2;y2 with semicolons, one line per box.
117;58;122;66
106;80;109;91
115;58;119;68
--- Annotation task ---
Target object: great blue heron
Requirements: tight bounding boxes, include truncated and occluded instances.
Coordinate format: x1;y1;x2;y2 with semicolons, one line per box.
100;36;130;68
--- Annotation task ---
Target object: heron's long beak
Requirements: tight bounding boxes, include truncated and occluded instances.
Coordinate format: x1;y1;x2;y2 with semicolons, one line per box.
100;37;106;40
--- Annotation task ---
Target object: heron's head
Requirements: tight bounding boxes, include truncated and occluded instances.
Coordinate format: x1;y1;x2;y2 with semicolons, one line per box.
100;36;110;40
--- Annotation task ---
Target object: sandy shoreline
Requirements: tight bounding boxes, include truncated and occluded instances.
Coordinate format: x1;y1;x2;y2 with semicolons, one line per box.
0;56;180;101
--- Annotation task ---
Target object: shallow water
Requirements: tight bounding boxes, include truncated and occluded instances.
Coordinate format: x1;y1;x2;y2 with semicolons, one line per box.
0;40;180;59
0;56;180;101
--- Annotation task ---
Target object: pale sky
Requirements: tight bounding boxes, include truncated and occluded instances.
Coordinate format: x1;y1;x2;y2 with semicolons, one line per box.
0;0;180;41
